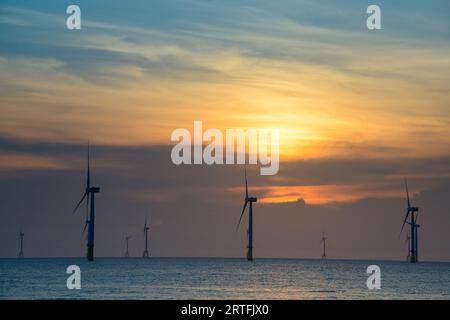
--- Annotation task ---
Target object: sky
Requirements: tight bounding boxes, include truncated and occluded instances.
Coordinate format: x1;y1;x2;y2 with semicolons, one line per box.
0;0;449;260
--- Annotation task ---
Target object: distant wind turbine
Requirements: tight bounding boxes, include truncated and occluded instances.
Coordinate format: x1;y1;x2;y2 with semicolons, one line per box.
400;179;420;263
18;231;24;258
73;143;100;261
321;233;327;259
237;166;257;261
143;217;149;258
125;234;132;257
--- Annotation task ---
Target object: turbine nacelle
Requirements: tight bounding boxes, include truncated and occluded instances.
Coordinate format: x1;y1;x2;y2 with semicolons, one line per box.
88;187;100;193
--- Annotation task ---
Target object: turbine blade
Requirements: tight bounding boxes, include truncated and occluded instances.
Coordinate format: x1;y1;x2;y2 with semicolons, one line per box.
399;210;410;237
72;192;88;215
405;179;410;208
144;217;147;232
85;191;90;224
87;142;91;189
82;219;89;234
237;200;248;231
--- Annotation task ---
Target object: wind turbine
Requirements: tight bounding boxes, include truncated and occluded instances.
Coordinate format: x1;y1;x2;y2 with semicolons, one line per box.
400;179;419;263
237;166;257;261
73;144;100;261
125;234;132;257
321;233;327;259
18;231;24;258
143;217;149;258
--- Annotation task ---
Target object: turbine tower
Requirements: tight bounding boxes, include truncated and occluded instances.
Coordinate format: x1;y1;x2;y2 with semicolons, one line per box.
415;224;420;262
237;166;257;261
400;179;419;263
18;231;24;258
73;144;100;261
143;217;149;258
321;233;327;259
406;231;411;261
125;234;131;257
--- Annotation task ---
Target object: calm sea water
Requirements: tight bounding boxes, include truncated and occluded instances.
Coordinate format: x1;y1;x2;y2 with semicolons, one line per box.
1;258;449;299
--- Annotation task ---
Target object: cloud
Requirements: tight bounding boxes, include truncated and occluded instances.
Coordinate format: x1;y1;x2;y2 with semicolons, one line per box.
1;1;449;155
0;152;67;171
0;137;449;261
0;1;449;260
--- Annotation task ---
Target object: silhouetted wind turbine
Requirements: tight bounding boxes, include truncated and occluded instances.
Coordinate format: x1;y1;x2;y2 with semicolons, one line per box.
18;231;24;258
143;217;149;258
400;179;419;263
125;234;131;257
73;144;100;261
321;233;327;259
237;166;257;261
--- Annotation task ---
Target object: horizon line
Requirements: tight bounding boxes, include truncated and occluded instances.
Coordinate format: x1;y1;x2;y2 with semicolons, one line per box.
2;256;450;264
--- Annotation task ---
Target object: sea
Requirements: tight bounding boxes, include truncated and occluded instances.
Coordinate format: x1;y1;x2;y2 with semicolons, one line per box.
1;258;449;299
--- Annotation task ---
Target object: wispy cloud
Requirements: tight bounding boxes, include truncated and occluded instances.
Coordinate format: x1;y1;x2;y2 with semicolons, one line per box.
0;0;449;158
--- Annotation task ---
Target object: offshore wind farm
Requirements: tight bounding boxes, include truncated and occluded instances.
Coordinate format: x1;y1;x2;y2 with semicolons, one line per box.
4;152;444;300
1;0;450;301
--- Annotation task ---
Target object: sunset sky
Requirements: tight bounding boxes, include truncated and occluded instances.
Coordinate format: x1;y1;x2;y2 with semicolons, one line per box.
1;1;449;260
